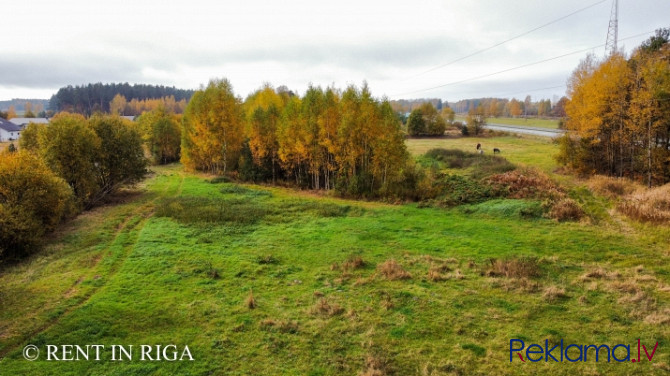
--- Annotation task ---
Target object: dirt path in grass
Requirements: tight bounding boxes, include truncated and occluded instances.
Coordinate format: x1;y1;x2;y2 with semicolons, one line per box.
0;171;184;360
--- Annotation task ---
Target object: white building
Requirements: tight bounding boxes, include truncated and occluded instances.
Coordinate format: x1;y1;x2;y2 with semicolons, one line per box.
0;118;22;141
9;117;49;129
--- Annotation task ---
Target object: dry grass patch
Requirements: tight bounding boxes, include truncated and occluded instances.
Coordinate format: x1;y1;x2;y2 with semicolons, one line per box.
450;269;465;280
377;259;411;281
543;286;567;301
427;263;452;282
485;257;540;279
359;354;391;376
587;175;641;198
618;183;670;223
487;168;562;200
578;267;620;282
547;198;584;222
259;318;299;333
608;280;641;294
311;298;344;317
644;308;670;325
245;289;256;309
343;255;366;270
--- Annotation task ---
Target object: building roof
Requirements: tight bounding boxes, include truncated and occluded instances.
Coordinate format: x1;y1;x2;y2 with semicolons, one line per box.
0;118;22;132
9;117;49;126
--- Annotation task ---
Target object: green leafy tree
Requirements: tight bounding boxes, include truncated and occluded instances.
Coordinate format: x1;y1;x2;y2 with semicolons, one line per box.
406;108;425;136
18;122;46;152
38;113;101;208
89;115;148;203
137;107;182;164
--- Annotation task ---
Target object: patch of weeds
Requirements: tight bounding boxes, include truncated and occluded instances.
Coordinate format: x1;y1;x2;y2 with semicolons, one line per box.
434;174;499;206
259;318;299;334
460;199;543;219
245;289;256;309
310;298;344;317
220;184;273;198
568;186;609;222
256;254;279;265
155;196;267;225
485;257;541;279
543;286;568;301
461;343;486;357
208;176;231;184
377;259;411;280
277;200;363;219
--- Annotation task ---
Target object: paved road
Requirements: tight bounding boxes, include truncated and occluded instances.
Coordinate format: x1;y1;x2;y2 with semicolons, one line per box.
484;123;566;138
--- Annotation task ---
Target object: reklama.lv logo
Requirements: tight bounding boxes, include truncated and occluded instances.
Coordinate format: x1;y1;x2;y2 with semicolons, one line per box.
510;339;659;363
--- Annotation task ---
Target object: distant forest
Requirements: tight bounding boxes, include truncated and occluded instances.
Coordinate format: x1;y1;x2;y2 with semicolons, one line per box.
49;83;195;115
0;99;49;112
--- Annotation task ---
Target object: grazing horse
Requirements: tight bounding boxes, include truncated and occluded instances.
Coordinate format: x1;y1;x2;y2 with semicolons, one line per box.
493;148;501;154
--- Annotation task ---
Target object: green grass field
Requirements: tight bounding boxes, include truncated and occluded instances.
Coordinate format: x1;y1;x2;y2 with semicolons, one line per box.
455;116;560;129
1;157;668;375
406;136;558;172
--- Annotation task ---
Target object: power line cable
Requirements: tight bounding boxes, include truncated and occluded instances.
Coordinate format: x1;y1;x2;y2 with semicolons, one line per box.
393;30;655;98
412;0;610;77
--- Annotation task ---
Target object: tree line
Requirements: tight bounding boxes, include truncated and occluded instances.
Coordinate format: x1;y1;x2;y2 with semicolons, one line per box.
450;96;567;118
49;83;195;115
181;80;413;197
558;29;670;186
1;114;147;261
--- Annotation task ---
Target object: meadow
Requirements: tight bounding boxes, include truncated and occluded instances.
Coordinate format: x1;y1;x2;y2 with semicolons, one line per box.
454;116;560;129
0;137;668;375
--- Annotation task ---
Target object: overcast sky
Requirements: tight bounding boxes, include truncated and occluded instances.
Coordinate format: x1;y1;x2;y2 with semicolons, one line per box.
1;0;668;103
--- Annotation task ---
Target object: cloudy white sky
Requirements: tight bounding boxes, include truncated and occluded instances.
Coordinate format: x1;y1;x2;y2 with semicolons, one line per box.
1;0;668;103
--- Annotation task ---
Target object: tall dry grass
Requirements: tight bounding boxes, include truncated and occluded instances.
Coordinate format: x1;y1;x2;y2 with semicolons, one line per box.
618;183;670;223
587;175;642;198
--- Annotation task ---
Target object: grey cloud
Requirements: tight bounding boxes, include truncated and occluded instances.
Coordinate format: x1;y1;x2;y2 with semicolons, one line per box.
0;54;145;89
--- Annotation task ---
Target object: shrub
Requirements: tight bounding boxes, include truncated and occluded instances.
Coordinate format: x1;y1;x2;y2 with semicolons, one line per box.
0;151;73;260
435;174;497;206
487;168;561;200
547;198;584;222
38;113;101;209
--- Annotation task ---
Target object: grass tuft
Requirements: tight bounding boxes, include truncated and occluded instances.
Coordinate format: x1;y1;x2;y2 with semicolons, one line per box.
485;257;541;279
543;286;567;301
377;259;411;281
245;289;256;309
311;298;344;317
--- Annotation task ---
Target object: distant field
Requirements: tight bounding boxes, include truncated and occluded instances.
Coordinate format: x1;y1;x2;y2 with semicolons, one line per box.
488;117;560;129
406;135;559;172
455;116;560;129
0;165;668;375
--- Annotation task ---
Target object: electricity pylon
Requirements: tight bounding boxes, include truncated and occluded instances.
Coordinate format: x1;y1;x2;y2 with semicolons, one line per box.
605;0;619;55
